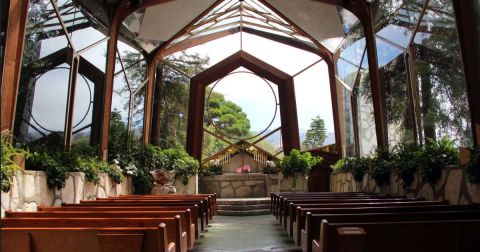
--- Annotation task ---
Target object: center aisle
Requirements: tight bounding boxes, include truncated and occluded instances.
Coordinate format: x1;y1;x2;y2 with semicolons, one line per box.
193;215;301;252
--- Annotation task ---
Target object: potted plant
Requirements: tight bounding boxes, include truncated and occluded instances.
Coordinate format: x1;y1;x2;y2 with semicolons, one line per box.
419;137;459;185
280;149;322;178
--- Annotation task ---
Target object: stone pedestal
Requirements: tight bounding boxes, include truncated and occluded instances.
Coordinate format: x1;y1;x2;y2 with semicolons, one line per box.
200;173;267;198
151;183;177;194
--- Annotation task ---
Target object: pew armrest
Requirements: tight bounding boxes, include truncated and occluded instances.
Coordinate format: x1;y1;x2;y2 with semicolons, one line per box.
167;243;176;252
336;227;366;252
312;239;321;252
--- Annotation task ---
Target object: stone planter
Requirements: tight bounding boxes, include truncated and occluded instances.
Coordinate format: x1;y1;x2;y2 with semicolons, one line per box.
1;170;133;217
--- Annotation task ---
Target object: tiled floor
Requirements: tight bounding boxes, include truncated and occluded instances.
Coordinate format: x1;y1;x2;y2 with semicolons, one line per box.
193;215;302;252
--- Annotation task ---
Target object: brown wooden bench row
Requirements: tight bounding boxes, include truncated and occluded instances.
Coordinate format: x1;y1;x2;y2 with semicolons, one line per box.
1;193;217;252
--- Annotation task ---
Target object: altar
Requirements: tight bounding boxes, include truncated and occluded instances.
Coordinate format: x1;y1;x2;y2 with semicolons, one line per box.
199;173;282;198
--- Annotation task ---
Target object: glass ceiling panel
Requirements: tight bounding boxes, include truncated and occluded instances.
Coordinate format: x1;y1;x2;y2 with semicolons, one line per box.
118;0;319;56
337;7;359;35
375;38;403;67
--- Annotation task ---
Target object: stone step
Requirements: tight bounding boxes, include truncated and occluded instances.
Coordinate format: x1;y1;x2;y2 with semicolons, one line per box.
216;198;271;206
217;204;271;211
217;209;271;216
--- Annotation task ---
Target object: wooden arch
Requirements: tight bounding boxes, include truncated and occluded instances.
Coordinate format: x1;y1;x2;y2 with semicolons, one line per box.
186;51;300;161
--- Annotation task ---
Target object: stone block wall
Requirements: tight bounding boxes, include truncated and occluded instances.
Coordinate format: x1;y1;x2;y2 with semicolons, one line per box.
330;165;480;204
199;173;308;198
1;170;133;217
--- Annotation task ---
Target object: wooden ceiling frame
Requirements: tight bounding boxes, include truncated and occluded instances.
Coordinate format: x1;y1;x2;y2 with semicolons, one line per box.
98;0;386;158
186;51;300;161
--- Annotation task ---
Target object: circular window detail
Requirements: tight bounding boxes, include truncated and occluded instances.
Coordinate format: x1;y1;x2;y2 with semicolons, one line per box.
206;70;278;141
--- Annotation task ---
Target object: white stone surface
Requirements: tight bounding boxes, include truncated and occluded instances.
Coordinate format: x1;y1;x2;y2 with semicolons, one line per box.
1;170;133;217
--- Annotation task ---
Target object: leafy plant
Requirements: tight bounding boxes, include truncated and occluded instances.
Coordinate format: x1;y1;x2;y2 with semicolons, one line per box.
1;134;30;192
27;151;67;190
392;144;421;187
331;158;347;172
262;160;280;175
133;169;154;194
280;149;322;178
202;159;224;176
158;148;199;185
370;147;394;186
74;156;124;184
419;137;459;185
465;147;480;184
350;157;370;182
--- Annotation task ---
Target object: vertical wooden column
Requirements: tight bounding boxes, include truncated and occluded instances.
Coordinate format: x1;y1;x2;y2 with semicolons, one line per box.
151;64;163;146
63;48;80;149
362;8;388;149
186;81;206;161
452;0;480;146
143;57;156;144
99;9;122;160
327;55;343;156
1;0;29;132
278;78;300;154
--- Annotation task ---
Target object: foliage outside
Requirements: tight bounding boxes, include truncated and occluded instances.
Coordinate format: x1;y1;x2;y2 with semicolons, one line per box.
1;134;30;192
280;149;322;178
302;116;327;150
201;159;224;176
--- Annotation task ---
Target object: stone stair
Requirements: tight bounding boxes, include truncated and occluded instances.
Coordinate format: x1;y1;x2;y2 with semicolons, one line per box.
217;198;271;216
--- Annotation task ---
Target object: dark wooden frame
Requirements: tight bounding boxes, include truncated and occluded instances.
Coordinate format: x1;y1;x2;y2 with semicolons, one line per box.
186;51;300;161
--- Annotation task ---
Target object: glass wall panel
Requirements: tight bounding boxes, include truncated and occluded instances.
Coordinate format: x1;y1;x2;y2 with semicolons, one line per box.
294;61;336;152
356;53;377;156
336;27;366;89
381;56;415;146
15;0;71;144
412;0;472;146
71;74;94;145
337;80;355;157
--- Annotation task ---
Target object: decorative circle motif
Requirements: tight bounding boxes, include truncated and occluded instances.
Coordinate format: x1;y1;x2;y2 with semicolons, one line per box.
29;67;93;133
206;71;278;141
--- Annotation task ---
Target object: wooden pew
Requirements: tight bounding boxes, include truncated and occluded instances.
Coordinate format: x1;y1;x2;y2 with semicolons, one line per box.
83;198;210;225
38;205;200;239
275;195;406;220
6;210;196;249
64;201;207;231
313;220;480;252
114;193;217;215
288;200;449;239
1;216;187;252
1;226;175;252
270;192;368;215
303;210;480;252
107;194;216;218
280;198;423;228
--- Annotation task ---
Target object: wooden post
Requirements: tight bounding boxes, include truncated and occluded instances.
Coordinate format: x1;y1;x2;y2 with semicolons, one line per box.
1;0;29;132
362;8;388;149
452;0;480;146
99;5;124;160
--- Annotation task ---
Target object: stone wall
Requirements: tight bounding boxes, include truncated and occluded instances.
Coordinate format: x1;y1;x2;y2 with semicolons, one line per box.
1;170;133;217
152;175;198;194
330;165;480;204
199;173;308;198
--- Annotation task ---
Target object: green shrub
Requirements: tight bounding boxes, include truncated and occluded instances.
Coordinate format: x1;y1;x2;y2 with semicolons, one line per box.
370;148;394;186
133;169;154;194
158;148;199;185
280;149;322;178
202;160;224;176
419;137;459;185
1;134;30;192
27;151;67;190
350;157;370;182
392;144;421;187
